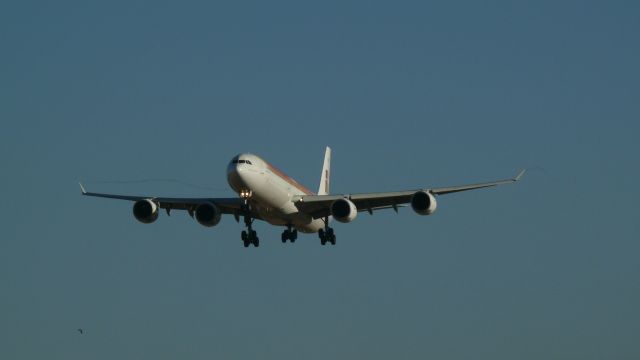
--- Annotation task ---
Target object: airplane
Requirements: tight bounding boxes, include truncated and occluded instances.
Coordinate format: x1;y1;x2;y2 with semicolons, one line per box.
80;147;525;247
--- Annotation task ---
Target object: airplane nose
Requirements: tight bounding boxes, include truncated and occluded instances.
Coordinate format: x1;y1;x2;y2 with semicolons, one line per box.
228;164;256;188
227;166;242;181
227;165;243;189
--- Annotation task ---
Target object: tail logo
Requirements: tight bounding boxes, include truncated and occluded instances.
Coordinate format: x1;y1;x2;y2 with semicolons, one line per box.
325;170;330;193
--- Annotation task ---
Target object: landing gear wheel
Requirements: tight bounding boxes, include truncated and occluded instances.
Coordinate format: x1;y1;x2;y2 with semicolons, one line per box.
327;228;336;245
241;216;259;247
319;227;336;245
241;213;259;248
282;227;298;243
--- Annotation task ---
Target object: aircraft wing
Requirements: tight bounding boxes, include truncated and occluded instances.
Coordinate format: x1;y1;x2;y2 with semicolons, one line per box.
294;170;525;219
79;183;250;216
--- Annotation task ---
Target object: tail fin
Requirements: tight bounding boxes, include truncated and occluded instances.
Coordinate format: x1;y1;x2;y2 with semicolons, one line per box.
318;146;331;195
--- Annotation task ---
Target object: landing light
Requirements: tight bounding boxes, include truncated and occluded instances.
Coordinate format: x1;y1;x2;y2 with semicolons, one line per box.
240;189;253;198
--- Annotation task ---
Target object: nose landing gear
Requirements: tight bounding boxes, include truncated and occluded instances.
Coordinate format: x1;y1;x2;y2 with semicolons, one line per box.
241;215;259;247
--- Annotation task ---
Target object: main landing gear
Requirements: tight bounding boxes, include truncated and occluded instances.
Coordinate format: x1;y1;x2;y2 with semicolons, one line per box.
281;225;298;243
241;214;259;247
319;217;336;245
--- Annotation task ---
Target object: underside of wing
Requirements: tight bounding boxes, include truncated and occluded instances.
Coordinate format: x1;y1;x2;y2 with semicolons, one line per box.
430;169;526;195
295;191;415;219
293;191;416;219
293;170;525;219
79;184;255;219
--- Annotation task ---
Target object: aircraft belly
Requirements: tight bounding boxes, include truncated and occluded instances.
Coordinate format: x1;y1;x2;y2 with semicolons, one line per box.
256;201;314;227
295;218;324;233
248;169;323;233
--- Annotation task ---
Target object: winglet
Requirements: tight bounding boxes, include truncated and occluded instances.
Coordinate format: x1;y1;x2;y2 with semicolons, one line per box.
79;182;87;194
514;169;526;181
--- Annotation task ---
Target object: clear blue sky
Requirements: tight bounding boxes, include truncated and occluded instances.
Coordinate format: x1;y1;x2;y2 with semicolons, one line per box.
2;1;639;359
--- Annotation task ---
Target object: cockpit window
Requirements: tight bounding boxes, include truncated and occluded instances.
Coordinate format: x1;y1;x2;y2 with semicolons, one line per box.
232;159;252;165
245;160;252;165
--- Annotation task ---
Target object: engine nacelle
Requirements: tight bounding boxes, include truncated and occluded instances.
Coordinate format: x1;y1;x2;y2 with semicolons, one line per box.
411;191;437;215
133;199;159;224
194;202;222;227
330;198;358;223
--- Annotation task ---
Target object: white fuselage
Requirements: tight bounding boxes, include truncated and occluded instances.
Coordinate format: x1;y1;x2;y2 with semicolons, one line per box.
226;153;325;233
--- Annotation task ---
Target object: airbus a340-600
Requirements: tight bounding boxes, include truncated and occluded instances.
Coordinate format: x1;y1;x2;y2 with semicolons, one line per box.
80;147;524;247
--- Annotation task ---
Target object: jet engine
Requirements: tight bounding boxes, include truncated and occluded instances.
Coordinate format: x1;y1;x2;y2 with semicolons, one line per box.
411;191;437;215
133;199;159;223
330;198;358;223
194;202;222;227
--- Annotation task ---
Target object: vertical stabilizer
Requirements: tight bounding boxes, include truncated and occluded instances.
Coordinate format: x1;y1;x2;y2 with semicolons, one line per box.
318;146;331;195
